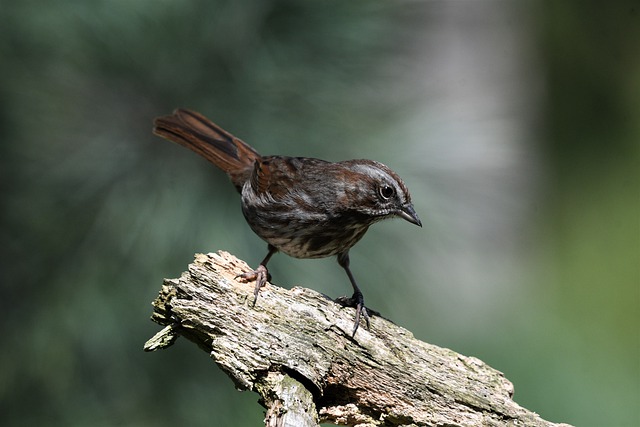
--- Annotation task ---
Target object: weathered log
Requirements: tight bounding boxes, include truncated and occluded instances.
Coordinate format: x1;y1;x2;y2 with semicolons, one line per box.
145;251;571;427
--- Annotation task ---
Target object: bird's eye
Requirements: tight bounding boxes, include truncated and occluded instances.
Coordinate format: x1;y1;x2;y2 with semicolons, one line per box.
379;185;395;200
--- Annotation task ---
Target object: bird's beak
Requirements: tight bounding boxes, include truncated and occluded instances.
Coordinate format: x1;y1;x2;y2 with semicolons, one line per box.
397;203;422;227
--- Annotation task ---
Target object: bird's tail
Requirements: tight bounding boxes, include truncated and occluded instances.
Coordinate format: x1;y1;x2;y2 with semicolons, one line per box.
153;109;261;191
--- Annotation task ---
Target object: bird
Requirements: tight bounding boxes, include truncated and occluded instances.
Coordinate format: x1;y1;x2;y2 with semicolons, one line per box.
153;109;421;337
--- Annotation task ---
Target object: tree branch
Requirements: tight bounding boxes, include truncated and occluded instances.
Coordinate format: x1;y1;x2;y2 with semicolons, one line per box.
145;251;571;427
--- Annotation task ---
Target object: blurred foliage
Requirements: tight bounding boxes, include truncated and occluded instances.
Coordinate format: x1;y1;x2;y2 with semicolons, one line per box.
0;1;637;426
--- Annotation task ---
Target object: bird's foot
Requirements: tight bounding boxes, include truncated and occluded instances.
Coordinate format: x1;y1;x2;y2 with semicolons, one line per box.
335;291;372;337
235;265;270;305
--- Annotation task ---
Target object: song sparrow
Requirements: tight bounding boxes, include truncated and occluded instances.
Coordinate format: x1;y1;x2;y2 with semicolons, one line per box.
153;109;421;337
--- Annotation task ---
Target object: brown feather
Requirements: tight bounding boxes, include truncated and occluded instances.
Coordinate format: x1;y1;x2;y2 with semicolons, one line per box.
153;109;261;191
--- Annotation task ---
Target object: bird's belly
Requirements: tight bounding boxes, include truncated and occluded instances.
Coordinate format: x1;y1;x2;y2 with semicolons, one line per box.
264;224;368;259
241;201;369;259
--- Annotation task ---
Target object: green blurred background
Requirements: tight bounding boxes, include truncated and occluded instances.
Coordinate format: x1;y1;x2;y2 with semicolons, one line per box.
1;1;638;426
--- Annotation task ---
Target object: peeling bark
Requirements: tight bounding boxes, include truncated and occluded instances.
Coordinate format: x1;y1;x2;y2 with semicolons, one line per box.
145;251;571;427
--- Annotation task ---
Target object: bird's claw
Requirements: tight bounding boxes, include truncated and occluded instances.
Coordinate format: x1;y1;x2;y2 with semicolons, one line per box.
335;291;371;337
235;264;270;304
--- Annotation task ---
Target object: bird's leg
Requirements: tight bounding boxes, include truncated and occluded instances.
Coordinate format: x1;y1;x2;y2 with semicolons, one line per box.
236;244;278;305
335;251;370;337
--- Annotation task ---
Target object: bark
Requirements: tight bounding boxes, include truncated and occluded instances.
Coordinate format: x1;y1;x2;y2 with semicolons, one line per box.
145;251;572;427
